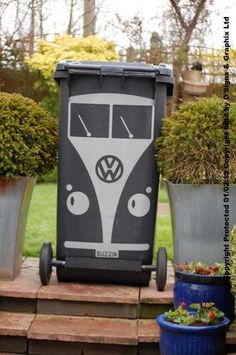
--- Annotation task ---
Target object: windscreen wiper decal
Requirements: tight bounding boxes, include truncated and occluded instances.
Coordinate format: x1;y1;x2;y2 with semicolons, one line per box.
78;114;91;137
120;116;134;138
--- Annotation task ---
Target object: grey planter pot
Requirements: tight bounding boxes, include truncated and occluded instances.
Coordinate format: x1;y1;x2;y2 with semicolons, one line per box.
0;177;36;279
166;181;236;264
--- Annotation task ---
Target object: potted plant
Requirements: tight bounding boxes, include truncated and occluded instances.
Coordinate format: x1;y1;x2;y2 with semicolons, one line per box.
157;302;230;355
182;61;203;82
182;61;208;95
174;261;234;322
156;96;236;264
0;92;58;279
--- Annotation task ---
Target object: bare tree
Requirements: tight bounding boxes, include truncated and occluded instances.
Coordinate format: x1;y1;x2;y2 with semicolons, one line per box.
169;0;208;64
83;0;96;36
114;14;147;62
67;0;77;34
37;0;47;39
166;0;212;110
28;0;36;55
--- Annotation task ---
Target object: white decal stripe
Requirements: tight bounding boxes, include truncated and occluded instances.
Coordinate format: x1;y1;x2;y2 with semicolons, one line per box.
64;241;150;252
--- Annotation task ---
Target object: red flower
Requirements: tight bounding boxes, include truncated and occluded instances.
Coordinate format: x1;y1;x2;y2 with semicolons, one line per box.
195;266;203;274
209;311;216;320
180;302;186;309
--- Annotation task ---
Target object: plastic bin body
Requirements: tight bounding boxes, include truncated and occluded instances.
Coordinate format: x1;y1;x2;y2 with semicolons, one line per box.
54;61;173;285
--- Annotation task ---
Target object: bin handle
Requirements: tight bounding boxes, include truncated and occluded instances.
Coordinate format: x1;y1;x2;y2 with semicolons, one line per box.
67;67;161;78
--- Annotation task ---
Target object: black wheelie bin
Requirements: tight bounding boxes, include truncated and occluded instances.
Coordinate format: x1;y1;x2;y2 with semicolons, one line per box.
39;61;173;291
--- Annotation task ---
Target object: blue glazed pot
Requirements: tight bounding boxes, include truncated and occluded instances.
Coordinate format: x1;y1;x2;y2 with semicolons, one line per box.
174;270;235;322
157;313;230;355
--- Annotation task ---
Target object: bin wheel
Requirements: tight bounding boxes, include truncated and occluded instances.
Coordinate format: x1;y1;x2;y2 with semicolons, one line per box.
156;247;167;291
39;242;52;285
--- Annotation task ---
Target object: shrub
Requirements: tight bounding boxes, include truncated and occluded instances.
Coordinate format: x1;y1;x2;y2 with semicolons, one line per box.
37;167;58;183
156;96;236;184
0;92;58;178
26;35;119;117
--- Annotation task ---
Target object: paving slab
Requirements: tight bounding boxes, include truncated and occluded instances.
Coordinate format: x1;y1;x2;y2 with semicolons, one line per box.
138;319;159;343
37;273;140;318
0;258;40;299
0;312;35;353
28;314;138;345
0;312;34;337
140;262;174;305
140;266;174;317
140;278;173;305
38;273;139;304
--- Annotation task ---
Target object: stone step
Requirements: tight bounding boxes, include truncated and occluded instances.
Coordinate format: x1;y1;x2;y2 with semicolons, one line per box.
1;258;235;353
0;258;174;319
0;312;236;354
0;312;34;353
0;258;40;313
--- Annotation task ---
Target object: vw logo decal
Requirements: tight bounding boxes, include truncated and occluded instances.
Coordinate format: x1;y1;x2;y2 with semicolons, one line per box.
95;155;124;183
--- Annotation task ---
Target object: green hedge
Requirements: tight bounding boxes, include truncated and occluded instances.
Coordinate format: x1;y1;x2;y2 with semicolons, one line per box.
0;92;58;178
156;96;236;184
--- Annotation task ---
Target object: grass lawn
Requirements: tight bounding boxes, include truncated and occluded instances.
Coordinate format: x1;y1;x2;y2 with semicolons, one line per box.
24;183;57;256
158;181;169;203
24;183;173;260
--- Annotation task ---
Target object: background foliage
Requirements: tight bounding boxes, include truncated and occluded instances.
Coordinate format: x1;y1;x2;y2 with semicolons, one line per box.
26;35;119;117
156;96;236;184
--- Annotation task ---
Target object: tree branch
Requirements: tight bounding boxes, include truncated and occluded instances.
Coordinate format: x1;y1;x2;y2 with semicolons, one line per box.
184;0;208;44
169;0;187;30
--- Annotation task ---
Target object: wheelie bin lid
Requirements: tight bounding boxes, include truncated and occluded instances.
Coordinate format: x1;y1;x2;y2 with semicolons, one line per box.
54;61;174;96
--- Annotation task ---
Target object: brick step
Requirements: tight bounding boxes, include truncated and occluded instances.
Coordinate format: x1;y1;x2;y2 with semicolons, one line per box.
1;258;235;353
28;314;140;354
0;312;236;355
0;258;174;319
0;312;34;353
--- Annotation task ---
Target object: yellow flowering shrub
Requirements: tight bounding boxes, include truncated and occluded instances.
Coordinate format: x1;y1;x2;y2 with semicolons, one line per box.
26;35;119;116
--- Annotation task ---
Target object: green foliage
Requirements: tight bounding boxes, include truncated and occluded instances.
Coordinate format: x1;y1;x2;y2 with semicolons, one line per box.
0;92;58;178
37;167;58;183
166;302;224;326
26;35;119;117
156;96;236;184
176;261;225;275
230;225;236;295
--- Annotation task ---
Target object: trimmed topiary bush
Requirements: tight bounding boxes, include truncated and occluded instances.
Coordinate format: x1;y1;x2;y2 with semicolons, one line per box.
0;92;58;178
156;96;236;184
